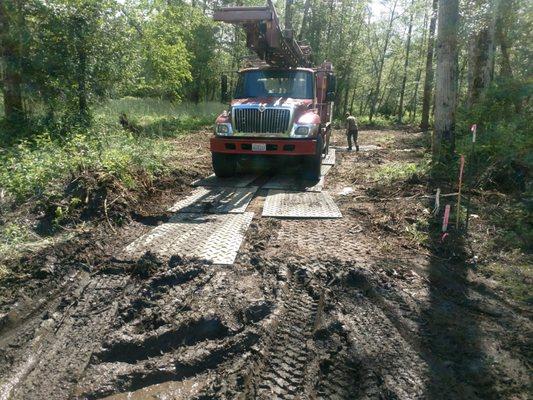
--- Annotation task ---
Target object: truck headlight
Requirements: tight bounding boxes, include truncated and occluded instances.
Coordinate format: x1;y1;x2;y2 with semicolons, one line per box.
291;124;318;137
294;126;310;136
216;123;232;135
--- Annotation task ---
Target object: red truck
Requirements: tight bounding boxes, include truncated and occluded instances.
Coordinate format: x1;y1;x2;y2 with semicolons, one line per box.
211;3;336;180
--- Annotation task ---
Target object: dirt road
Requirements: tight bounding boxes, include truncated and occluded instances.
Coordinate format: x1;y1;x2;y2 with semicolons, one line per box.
0;129;530;399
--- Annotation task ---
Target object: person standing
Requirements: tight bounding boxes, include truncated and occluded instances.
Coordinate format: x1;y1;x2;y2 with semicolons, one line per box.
345;112;359;151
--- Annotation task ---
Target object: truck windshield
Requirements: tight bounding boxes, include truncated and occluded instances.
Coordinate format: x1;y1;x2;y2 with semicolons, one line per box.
234;70;314;99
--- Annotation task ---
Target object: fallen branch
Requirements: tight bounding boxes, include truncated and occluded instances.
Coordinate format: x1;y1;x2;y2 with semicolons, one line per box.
103;197;117;233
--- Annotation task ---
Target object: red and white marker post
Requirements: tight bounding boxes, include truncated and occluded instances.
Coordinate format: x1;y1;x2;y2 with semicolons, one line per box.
456;155;465;229
442;204;451;241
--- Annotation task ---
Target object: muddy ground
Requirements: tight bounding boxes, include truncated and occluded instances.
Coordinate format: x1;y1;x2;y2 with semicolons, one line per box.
0;129;531;399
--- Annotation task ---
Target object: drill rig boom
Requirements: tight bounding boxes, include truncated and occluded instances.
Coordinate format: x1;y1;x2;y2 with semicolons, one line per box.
213;0;311;68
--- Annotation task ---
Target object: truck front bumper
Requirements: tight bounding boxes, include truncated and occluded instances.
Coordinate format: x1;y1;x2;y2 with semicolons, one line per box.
210;137;317;156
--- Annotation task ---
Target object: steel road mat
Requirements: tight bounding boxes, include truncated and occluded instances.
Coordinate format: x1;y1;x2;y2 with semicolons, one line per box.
332;145;382;152
120;212;254;265
168;186;258;214
262;190;342;218
191;174;258;188
262;164;332;192
322;148;336;165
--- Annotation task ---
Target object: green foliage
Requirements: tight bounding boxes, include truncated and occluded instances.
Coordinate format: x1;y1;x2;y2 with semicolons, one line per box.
0;124;170;201
482;260;533;303
0;98;221;203
22;0;135;119
456;79;533;191
405;217;430;245
97;97;224;134
373;158;430;184
137;6;193;99
0;223;32;268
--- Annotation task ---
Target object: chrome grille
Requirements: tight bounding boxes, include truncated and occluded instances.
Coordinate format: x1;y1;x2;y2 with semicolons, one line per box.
234;108;291;134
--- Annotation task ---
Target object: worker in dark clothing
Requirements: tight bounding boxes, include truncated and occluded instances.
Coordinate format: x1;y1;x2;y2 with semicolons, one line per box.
345;112;359;151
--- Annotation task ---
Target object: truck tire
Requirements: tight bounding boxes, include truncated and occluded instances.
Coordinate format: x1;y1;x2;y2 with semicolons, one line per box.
212;153;237;178
303;135;323;181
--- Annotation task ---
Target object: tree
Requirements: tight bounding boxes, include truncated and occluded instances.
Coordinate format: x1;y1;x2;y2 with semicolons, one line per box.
420;0;437;131
397;0;415;123
368;0;398;123
0;0;24;124
467;0;498;108
433;0;459;159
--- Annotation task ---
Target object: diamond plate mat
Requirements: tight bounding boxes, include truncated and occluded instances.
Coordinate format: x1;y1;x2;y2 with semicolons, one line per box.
262;175;324;192
168;186;258;214
321;164;332;176
322;148;336;165
121;212;254;264
262;164;332;192
332;145;381;152
262;190;342;218
191;174;257;188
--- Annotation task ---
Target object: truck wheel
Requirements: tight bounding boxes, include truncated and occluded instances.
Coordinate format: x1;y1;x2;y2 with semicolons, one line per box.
303;135;323;181
212;153;236;178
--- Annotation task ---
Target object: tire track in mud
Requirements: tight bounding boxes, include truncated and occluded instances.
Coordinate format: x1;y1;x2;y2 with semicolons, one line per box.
266;260;429;400
1;273;130;400
74;256;278;400
254;286;317;399
326;266;430;399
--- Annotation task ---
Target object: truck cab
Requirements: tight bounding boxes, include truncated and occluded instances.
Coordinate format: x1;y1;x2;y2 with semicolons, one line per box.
210;64;335;179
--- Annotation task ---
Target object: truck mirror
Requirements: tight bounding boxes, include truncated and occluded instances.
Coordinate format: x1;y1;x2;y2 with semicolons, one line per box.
326;74;336;102
328;74;337;92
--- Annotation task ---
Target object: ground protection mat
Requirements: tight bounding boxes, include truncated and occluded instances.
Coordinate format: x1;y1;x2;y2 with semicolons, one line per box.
262;190;342;218
191;174;258;188
168;186;258;214
262;164;332;192
120;212;254;264
322;148;336;165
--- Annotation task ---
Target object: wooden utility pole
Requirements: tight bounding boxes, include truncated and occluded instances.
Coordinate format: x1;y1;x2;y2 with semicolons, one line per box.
433;0;459;159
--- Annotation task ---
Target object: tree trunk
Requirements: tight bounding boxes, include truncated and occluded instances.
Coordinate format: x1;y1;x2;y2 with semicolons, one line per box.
496;8;513;78
421;0;438;131
467;0;498;108
0;0;24;124
369;0;398;122
411;6;430;123
284;0;293;31
298;0;311;41
325;0;335;58
74;17;89;119
433;0;459;159
397;1;414;123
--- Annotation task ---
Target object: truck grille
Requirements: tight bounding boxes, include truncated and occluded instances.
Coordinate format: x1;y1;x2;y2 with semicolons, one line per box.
234;108;291;134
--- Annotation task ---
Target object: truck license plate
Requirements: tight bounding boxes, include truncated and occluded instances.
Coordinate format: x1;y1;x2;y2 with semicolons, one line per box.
252;143;267;151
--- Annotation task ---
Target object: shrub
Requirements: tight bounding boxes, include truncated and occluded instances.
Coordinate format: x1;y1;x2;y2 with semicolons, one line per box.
455;79;533;192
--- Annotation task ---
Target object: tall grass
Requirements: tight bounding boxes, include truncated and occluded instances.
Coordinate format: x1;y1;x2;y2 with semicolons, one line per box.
97;98;225;137
0;98;224;203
